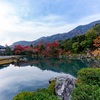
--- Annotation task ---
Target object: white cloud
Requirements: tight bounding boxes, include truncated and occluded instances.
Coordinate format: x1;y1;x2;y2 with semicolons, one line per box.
0;1;100;46
77;14;100;25
42;14;63;22
0;2;75;46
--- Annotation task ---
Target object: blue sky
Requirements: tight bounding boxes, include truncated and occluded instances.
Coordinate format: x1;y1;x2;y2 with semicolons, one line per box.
0;0;100;45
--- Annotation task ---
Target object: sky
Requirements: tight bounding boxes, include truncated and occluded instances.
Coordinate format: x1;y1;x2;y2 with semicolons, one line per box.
0;0;100;45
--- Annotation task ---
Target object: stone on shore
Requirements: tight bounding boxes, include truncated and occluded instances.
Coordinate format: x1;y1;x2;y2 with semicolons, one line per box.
49;75;76;100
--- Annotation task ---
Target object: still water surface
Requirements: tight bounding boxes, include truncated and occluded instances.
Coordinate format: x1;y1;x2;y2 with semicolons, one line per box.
0;58;99;100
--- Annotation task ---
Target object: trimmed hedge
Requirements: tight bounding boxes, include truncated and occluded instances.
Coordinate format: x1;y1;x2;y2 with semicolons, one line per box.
77;68;100;86
13;91;34;100
71;68;100;100
29;89;58;100
71;85;100;100
13;68;100;100
13;81;59;100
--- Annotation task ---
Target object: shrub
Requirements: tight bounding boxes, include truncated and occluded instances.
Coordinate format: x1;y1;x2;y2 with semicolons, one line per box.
71;84;100;100
77;68;100;86
13;89;59;100
31;91;59;100
92;88;100;99
13;91;34;100
71;68;100;100
13;81;59;100
48;80;56;94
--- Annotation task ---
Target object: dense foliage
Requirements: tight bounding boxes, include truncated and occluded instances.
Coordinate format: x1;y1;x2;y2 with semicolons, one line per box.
59;24;100;53
3;45;12;55
13;92;34;100
71;68;100;100
16;24;100;56
13;81;60;100
13;68;100;100
1;24;100;57
71;85;100;100
77;68;100;86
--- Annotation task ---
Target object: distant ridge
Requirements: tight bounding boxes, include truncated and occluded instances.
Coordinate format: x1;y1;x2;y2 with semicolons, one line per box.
11;20;100;47
11;41;32;47
0;45;5;49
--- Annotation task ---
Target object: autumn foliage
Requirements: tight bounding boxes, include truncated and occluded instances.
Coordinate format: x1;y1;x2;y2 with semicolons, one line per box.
93;36;100;48
11;24;100;57
13;45;29;54
92;36;100;56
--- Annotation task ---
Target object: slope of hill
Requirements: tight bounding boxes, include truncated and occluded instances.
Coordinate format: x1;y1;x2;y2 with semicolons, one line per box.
11;20;100;47
0;45;5;49
10;41;32;48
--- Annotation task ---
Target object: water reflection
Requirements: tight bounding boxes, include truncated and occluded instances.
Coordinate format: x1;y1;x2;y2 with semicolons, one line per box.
13;58;100;76
0;64;68;100
0;58;99;100
0;64;9;70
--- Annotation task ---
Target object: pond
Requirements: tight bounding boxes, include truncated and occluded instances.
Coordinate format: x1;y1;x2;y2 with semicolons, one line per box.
0;58;99;100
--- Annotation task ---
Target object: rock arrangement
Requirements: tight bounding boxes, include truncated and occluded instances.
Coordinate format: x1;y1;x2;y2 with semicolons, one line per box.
49;75;76;100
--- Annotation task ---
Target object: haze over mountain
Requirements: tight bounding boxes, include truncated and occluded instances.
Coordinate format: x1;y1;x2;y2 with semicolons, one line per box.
11;20;100;47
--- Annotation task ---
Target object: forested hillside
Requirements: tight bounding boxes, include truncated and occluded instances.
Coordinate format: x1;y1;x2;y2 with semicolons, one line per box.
11;20;100;47
4;24;100;58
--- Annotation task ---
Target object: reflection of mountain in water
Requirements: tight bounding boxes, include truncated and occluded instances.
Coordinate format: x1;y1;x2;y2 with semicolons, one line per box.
13;58;100;77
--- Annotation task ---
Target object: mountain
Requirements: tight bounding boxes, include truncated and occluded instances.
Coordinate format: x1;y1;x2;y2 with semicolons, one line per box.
11;20;100;47
0;45;5;49
11;41;32;47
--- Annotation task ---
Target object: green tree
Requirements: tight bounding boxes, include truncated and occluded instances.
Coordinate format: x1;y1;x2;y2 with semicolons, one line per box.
80;40;87;51
58;41;65;50
30;44;33;48
85;29;98;49
40;45;45;51
65;39;73;51
4;45;12;55
93;23;100;35
72;35;85;43
85;29;97;40
72;42;80;53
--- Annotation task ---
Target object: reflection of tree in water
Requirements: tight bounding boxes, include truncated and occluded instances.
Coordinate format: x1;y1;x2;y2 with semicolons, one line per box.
1;58;99;77
82;59;100;68
0;64;9;70
14;58;100;77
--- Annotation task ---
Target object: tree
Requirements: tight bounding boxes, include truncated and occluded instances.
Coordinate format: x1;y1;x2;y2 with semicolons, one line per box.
4;45;12;55
93;36;100;48
80;40;87;51
93;24;100;35
30;44;33;48
65;40;73;51
85;29;98;49
72;35;85;43
72;42;80;53
85;29;97;40
13;45;25;55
